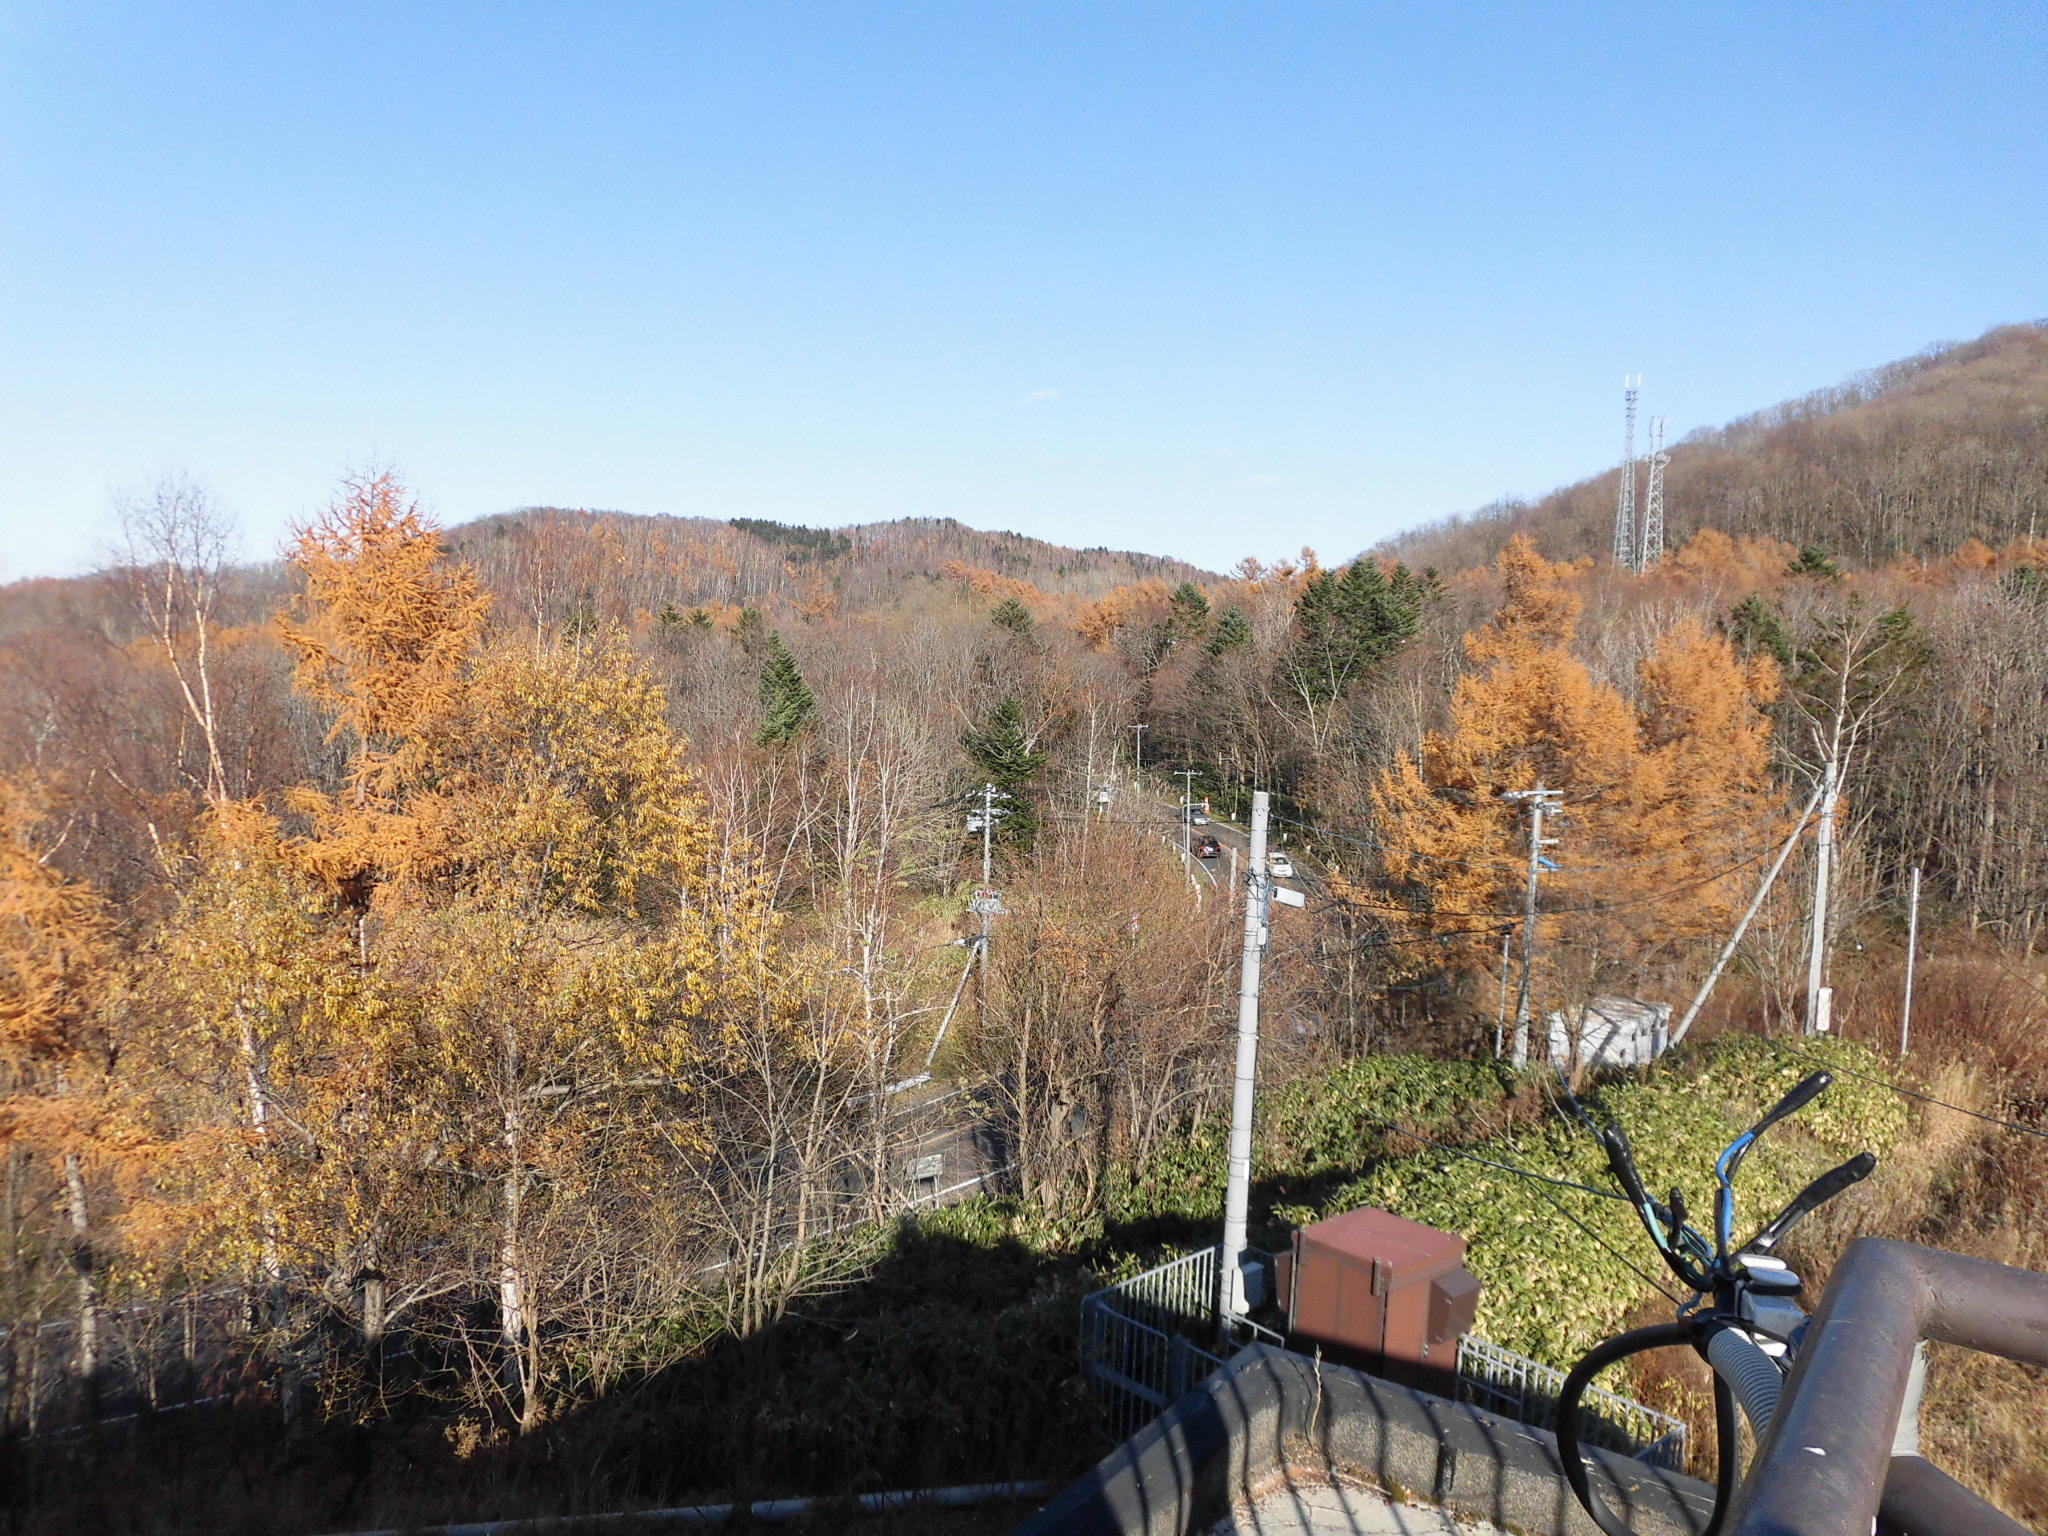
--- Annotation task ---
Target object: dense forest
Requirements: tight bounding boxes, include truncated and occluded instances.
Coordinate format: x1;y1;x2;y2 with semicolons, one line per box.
5;320;2048;1530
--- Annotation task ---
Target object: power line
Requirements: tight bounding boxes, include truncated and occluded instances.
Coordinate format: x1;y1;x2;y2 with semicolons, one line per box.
1621;987;2048;1152
1308;836;1787;929
1374;1119;1629;1206
1271;807;1794;879
1376;1119;1684;1305
1774;1041;2048;1147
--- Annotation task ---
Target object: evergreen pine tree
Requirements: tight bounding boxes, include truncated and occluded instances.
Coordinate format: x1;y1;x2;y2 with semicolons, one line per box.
756;633;818;747
1206;607;1252;656
1786;546;1842;580
733;606;768;656
1724;595;1794;669
1166;582;1211;642
1279;559;1437;710
960;697;1047;847
989;597;1035;637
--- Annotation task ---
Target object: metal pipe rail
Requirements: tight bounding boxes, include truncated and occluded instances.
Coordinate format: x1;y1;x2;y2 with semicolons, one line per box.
1735;1238;2048;1536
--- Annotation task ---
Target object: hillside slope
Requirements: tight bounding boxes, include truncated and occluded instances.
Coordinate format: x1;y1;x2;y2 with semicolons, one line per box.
1388;320;2048;571
447;509;1215;631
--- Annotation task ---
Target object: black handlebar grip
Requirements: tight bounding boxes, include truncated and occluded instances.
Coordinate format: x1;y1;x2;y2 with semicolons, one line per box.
1750;1071;1831;1140
1747;1151;1877;1253
1601;1125;1652;1209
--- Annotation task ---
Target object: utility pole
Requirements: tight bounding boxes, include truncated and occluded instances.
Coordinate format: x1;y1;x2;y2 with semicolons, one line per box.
1219;791;1271;1329
1900;865;1922;1057
1127;722;1147;778
981;782;995;886
976;783;1001;1020
1804;758;1840;1036
1503;787;1563;1070
1495;927;1513;1059
1175;769;1199;860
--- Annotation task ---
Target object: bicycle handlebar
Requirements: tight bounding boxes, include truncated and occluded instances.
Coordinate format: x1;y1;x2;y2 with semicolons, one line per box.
1596;1068;1871;1289
1748;1071;1831;1143
1564;1069;1875;1536
1712;1071;1834;1257
1744;1151;1876;1254
1603;1125;1713;1289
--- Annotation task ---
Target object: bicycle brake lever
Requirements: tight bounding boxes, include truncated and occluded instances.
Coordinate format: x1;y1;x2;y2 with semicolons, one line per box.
1600;1124;1654;1212
1665;1185;1689;1251
1744;1152;1877;1254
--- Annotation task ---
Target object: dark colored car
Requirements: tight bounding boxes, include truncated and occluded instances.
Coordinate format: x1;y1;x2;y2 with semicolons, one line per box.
1193;834;1222;859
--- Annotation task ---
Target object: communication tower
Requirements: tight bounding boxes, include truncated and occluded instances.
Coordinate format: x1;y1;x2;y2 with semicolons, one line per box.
1611;375;1641;570
1640;414;1668;569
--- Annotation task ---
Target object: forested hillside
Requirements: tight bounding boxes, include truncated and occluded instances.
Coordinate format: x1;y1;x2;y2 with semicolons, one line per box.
4;319;2048;1530
1394;320;2048;571
448;508;1217;630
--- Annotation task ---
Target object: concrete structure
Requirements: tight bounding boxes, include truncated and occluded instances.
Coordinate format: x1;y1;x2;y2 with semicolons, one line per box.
1212;1476;1506;1535
1547;997;1672;1071
1014;1344;1713;1536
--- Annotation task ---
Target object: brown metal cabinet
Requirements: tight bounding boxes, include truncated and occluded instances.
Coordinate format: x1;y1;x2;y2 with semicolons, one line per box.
1276;1206;1479;1396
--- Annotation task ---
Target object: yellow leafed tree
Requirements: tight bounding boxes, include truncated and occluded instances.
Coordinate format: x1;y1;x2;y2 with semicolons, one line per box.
278;471;489;908
0;779;147;1375
1369;537;1784;1017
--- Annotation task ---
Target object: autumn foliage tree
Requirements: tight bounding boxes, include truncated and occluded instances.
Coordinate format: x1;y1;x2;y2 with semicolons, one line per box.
1368;536;1784;1022
0;779;132;1377
278;471;489;910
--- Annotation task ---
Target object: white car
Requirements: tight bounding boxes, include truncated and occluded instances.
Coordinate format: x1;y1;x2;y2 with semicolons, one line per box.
1267;852;1295;879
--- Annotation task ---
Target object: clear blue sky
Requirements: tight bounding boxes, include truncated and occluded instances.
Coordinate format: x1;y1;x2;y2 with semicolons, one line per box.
3;1;2042;579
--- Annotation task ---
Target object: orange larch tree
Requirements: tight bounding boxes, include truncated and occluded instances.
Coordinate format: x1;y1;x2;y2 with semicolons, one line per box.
1367;536;1783;1036
0;779;143;1376
277;471;490;911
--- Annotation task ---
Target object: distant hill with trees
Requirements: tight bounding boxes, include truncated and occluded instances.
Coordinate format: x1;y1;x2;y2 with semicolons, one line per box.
1387;320;2048;572
446;508;1217;634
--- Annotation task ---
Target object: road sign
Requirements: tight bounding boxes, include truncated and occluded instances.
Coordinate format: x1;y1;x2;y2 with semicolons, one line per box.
970;887;1005;916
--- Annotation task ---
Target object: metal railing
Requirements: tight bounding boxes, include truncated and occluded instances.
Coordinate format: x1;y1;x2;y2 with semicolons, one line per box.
1737;1238;2048;1536
1456;1334;1687;1470
1079;1245;1277;1442
0;1288;249;1436
1080;1301;1232;1443
1081;1248;1684;1468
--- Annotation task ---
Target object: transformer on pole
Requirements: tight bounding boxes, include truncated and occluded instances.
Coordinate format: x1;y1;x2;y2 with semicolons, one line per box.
1611;374;1641;570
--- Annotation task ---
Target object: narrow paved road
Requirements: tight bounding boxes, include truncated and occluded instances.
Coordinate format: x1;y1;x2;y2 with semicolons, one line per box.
1142;791;1311;904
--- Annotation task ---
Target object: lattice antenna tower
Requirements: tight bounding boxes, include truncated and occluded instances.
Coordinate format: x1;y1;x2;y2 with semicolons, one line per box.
1640;414;1668;569
1611;374;1641;570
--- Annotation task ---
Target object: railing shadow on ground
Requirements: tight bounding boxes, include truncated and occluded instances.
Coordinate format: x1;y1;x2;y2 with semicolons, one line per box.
1019;1343;1718;1536
0;1221;1119;1536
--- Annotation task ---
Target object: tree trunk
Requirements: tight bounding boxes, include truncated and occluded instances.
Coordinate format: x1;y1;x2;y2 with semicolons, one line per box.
499;1018;538;1431
61;1152;98;1388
